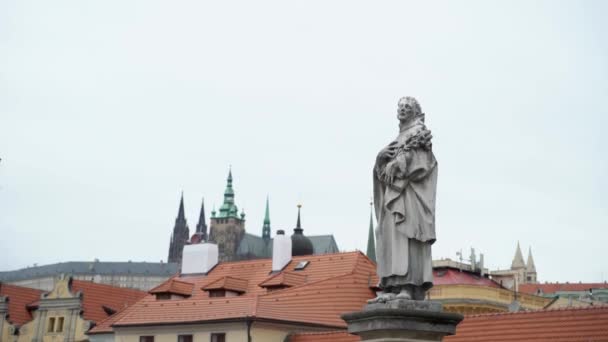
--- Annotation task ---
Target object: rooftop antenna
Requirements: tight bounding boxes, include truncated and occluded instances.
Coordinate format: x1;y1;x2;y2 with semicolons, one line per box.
456;249;463;272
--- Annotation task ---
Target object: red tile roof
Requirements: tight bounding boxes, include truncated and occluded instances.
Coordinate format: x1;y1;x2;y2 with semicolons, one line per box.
149;278;194;297
288;306;608;342
259;271;307;288
288;331;359;342
203;276;249;293
0;283;44;325
70;280;147;324
519;282;608;295
433;268;501;288
89;251;378;333
445;305;608;342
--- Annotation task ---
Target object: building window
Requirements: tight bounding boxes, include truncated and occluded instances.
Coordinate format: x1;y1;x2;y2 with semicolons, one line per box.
178;335;193;342
55;317;64;332
209;290;226;297
47;317;56;333
140;336;155;342
211;333;226;342
156;293;171;300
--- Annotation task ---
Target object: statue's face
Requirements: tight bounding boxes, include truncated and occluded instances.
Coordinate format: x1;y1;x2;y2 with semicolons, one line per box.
397;97;417;122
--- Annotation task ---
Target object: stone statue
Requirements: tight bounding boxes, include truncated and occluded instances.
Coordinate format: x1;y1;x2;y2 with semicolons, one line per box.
372;96;437;302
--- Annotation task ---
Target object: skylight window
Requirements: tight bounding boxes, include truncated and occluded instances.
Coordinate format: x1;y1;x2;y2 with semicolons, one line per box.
294;261;309;271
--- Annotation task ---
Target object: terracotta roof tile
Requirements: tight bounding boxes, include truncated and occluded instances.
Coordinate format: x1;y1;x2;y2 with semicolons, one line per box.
108;252;377;328
259;271;307;288
149;278;194;297
519;282;608;295
70;280;147;323
289;306;608;342
288;331;359;342
203;276;249;293
0;283;44;325
445;305;608;342
433;268;501;288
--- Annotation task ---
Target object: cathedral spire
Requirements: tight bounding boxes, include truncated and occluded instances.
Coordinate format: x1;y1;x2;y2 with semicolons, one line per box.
511;241;526;269
218;167;239;219
366;202;376;263
262;196;271;240
526;246;536;273
196;198;208;238
176;191;186;223
168;193;190;264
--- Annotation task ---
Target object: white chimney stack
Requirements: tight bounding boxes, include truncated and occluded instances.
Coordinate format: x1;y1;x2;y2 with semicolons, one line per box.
182;242;219;275
272;229;292;272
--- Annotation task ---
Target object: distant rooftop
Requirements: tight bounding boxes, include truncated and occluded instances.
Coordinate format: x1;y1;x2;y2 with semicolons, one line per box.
0;261;179;282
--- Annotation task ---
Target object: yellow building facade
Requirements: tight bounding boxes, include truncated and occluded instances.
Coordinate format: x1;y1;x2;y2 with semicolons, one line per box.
17;276;92;342
430;284;552;315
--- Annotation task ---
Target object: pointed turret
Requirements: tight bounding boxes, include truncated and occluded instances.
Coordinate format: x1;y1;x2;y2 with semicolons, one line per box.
262;196;271;241
526;247;536;273
366;202;376;263
511;241;526;270
176;192;186;223
195;198;208;240
291;204;313;256
218;168;240;219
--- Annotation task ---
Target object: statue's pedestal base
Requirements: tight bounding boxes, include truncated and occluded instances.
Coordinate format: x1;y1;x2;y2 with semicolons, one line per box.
342;300;463;342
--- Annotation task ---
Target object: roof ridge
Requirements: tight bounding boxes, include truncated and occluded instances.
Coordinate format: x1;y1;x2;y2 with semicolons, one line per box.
72;279;147;293
209;251;362;267
290;330;349;336
466;304;608;318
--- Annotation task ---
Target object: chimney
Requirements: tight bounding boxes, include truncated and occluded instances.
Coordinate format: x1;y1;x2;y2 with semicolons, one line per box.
272;230;292;272
182;242;218;275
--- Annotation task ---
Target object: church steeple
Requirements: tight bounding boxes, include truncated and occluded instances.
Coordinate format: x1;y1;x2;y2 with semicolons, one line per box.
366;202;376;263
195;197;208;240
168;193;190;264
526;247;536;273
511;241;526;270
262;196;271;241
217;168;240;219
176;192;186;224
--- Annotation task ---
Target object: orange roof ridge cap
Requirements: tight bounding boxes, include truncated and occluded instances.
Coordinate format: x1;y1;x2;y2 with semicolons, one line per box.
466;303;608;318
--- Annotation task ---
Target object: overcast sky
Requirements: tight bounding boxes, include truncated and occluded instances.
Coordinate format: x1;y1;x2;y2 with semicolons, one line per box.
1;1;606;282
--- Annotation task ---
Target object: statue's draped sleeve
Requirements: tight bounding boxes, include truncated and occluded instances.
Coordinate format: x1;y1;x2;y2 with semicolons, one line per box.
374;138;437;244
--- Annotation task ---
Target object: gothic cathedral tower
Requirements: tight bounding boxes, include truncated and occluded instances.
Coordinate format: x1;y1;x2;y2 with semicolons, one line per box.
167;193;190;264
209;169;246;262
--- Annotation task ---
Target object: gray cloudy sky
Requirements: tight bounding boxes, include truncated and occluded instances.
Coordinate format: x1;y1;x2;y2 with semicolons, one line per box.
1;1;606;282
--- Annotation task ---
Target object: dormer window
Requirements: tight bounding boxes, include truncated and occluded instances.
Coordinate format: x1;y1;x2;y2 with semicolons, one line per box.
155;293;171;300
149;279;194;300
259;271;307;292
203;276;248;297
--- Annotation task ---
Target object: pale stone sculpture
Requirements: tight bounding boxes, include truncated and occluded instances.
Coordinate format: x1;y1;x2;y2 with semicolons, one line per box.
372;96;437;302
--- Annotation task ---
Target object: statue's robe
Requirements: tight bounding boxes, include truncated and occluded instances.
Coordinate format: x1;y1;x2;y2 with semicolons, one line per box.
373;121;437;292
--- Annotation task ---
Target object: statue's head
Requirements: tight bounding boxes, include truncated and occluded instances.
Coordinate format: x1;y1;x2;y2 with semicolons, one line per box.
397;96;422;122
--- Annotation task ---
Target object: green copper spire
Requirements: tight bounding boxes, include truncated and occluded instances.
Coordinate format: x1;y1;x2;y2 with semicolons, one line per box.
217;167;240;219
262;196;271;240
366;202;376;263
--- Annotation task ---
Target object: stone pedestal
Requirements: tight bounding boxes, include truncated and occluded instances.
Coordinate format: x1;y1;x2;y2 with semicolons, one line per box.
342;300;463;342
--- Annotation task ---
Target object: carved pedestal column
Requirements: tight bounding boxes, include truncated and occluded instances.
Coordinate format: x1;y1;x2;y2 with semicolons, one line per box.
342;300;463;342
